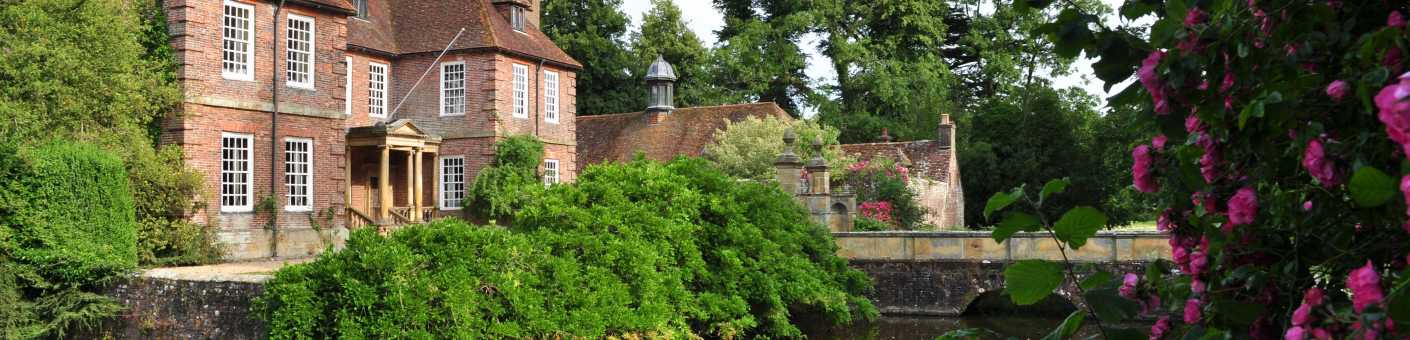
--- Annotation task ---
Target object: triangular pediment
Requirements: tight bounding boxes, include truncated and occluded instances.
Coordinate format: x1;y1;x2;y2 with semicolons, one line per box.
386;119;428;137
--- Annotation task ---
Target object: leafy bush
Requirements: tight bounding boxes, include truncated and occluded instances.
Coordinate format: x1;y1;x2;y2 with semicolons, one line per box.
839;156;927;230
260;156;876;339
0;140;138;338
703;116;853;181
465;136;546;223
851;216;889;232
981;0;1410;338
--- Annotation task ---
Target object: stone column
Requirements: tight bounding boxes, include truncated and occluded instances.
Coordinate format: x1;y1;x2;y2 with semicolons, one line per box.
413;148;424;222
379;145;391;223
405;150;414;221
805;136;829;195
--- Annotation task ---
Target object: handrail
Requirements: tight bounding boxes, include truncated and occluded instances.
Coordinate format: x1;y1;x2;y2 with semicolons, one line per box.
347;207;375;229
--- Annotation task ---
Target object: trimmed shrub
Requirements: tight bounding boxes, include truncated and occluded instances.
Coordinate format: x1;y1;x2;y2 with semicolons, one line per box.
0;140;137;284
259;156;876;339
465;136;546;222
0;140;138;338
852;216;889;232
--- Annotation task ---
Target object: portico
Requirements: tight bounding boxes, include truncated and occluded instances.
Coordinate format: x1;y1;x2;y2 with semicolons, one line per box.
346;120;441;228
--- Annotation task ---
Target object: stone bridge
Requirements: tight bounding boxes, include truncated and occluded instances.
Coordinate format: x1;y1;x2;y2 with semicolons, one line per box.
834;231;1170;316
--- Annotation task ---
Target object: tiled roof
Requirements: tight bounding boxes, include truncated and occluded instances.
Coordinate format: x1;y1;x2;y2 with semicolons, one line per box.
841;141;954;183
293;0;356;14
348;0;580;68
576;102;791;166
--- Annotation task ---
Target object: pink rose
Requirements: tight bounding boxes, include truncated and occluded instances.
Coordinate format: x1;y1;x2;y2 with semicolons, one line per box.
1191;279;1206;294
1311;328;1331;340
1120;273;1141;299
1227;187;1258;226
1304;287;1324;306
1184;298;1202;324
1132;145;1159;193
1150;317;1171;340
1185;114;1204;133
1284;327;1306;340
1375;75;1410;156
1347;260;1385;313
1139;51;1170;115
1153;135;1168;150
1189;250;1208;276
1184;8;1207;27
1402;175;1410;219
1156;210;1173;232
1292;303;1312;326
1200;151;1220;184
1302;138;1340;187
1172;247;1190;271
1326;80;1349;102
1220;71;1235;93
1302;200;1313;211
1391;11;1406;29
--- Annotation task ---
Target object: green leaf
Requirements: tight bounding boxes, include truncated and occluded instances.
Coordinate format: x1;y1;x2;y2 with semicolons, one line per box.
1080;271;1114;290
1350;167;1396;207
1041;310;1086;340
1237;100;1264;128
1004;260;1065;305
983;187;1024;220
1390;269;1410;327
937;328;1004;340
1085;288;1140;321
993;212;1042;243
1040;178;1071;202
1052;206;1108;249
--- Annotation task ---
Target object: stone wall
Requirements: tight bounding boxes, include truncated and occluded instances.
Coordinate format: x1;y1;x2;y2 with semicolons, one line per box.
78;276;267;339
834;231;1170;262
850;260;1151;316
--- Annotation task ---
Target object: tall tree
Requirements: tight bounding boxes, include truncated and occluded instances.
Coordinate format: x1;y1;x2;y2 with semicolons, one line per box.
540;0;639;115
628;0;742;108
813;0;955;143
710;0;813;117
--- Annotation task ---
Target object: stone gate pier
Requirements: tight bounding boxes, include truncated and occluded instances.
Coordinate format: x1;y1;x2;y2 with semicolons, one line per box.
834;231;1170;316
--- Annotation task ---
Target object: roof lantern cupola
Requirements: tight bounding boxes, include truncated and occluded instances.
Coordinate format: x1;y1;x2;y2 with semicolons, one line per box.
645;55;676;114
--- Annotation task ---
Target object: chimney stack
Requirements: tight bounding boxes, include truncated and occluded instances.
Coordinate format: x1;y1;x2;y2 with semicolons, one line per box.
937;113;954;148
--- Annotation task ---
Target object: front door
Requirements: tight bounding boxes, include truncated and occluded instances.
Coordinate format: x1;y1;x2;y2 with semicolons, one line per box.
368;176;380;214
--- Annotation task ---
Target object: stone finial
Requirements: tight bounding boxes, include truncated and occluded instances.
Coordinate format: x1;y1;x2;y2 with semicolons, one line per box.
807;136;827;168
879;128;892;143
776;129;802;164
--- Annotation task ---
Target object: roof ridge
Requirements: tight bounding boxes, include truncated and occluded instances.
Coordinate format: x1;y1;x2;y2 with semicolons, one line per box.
588;101;782;117
841;140;936;147
477;0;499;47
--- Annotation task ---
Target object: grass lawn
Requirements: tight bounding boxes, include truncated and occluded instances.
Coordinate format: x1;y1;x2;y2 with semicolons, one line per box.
1110;220;1157;231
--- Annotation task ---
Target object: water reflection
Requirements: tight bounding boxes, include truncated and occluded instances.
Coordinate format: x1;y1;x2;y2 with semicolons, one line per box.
804;315;1069;340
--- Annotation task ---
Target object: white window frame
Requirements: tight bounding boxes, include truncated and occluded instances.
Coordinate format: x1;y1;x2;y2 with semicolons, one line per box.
439;156;465;210
543;70;559;124
368;62;388;118
543;159;559;185
512;64;528;118
221;0;256;81
440;61;466;116
344;57;352;115
283;138;314;212
220;132;254;213
285;14;316;89
511;6;525;32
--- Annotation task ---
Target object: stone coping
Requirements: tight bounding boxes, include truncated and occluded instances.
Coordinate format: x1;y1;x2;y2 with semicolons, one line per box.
833;230;1167;238
141;258;311;283
833;231;1170;262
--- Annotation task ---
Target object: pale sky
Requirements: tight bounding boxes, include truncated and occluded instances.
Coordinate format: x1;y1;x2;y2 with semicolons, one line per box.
618;0;1143;117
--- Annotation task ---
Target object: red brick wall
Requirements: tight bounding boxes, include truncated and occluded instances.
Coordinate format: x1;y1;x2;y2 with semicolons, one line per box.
344;52;393;128
386;51;498;137
166;0;349;111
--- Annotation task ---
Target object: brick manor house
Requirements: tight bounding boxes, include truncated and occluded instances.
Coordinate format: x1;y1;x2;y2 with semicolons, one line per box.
160;0;579;259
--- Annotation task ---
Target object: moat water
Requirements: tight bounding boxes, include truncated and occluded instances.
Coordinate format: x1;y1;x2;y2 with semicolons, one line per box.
804;315;1078;339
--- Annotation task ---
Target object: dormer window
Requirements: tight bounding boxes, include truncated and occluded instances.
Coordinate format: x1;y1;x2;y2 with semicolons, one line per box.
353;0;368;19
511;6;525;32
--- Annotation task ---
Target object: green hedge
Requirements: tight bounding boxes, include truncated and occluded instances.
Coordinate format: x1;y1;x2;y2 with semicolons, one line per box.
0;140;138;338
0;140;137;284
259;157;876;339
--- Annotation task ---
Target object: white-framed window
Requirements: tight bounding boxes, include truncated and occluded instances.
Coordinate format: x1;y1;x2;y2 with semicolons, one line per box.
353;0;368;19
542;159;559;185
511;6;525;32
368;62;388;117
344;57;352;115
439;156;465;210
286;14;315;89
221;1;255;81
220;133;254;212
283;138;313;211
512;64;528;118
440;61;466;116
543;71;559;123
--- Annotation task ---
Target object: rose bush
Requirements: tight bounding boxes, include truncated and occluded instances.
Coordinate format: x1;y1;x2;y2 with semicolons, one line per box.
994;0;1410;338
